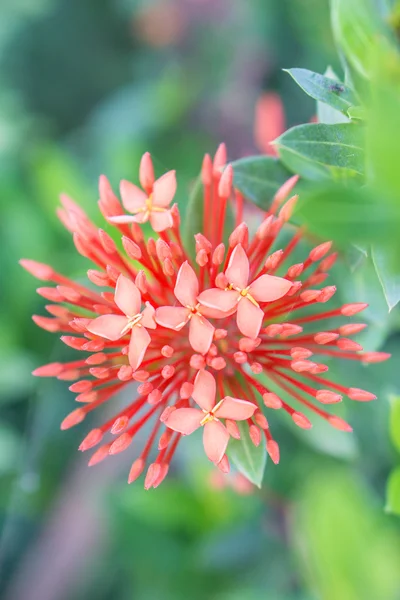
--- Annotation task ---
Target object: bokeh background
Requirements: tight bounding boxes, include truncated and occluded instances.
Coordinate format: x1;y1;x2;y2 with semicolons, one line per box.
1;1;400;599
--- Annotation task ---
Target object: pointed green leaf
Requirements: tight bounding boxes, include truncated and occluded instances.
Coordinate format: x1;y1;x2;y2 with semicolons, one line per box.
371;245;400;311
386;467;400;515
274;123;365;181
317;67;351;124
285;68;356;114
230;156;294;210
389;395;400;453
227;421;267;488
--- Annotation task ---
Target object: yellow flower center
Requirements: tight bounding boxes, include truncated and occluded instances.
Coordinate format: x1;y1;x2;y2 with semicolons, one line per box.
138;194;167;216
121;313;143;335
199;399;224;426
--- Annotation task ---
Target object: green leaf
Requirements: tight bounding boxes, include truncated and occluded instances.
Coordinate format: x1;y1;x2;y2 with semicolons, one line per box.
227;421;267;488
294;183;398;246
371;245;400;311
317;67;351;125
331;0;386;79
386;467;400;515
274;123;365;181
347;106;366;120
230;156;294;210
285;68;357;114
389;395;400;453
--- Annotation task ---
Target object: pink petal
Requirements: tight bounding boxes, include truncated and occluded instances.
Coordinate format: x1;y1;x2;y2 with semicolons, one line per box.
115;274;141;317
152;170;177;208
250;274;292;302
155;306;190;330
225;244;249;289
149;210;173;232
128;325;150;371
141;302;156;329
108;215;138;224
189;314;214;355
174;261;199;307
215;396;257;420
120;180;147;213
203;420;230;463
164;407;202;435
197;288;239;313
236;299;264;339
192;369;216;411
199;304;237;319
87;314;128;341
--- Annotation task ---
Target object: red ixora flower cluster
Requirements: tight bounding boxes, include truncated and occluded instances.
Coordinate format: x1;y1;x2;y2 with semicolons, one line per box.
21;145;390;489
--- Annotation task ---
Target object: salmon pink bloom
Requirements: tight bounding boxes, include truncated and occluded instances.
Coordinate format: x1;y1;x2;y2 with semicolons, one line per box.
155;261;216;355
21;147;389;490
108;157;176;232
198;244;292;339
87;274;156;371
165;370;256;464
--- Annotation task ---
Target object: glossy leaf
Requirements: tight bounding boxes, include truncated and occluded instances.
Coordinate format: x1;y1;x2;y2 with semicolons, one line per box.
386;467;400;516
371;245;400;311
285;68;356;114
274;123;365;181
231;156;294;209
227;421;267;488
389;395;400;453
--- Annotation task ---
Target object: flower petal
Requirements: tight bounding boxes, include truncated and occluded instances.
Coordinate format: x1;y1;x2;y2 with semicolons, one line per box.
120;180;147;213
250;274;292;302
152;170;177;208
141;302;156;329
225;244;249;289
215;396;257;420
149;210;173;232
87;314;128;341
192;369;216;411
128;325;151;371
199;304;237;319
197;288;239;313
164;407;202;435
174;261;199;307
236;299;264;339
155;306;190;330
115;274;141;317
108;215;139;224
203;420;229;463
189;314;214;355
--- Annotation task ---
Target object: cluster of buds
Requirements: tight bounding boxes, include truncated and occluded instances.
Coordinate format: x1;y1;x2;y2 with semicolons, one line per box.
21;145;389;489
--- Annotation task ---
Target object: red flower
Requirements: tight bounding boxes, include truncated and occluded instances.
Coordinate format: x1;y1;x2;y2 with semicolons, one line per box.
21;146;390;489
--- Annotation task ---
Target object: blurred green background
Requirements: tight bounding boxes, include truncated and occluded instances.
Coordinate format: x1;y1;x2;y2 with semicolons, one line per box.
1;1;400;599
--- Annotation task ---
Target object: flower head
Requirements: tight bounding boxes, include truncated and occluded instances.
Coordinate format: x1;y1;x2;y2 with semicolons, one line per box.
22;147;390;489
109;154;176;232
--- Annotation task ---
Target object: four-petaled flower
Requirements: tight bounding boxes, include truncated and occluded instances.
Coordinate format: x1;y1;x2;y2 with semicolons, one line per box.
198;244;292;339
165;370;256;464
155;262;221;355
109;170;176;232
87;274;156;370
